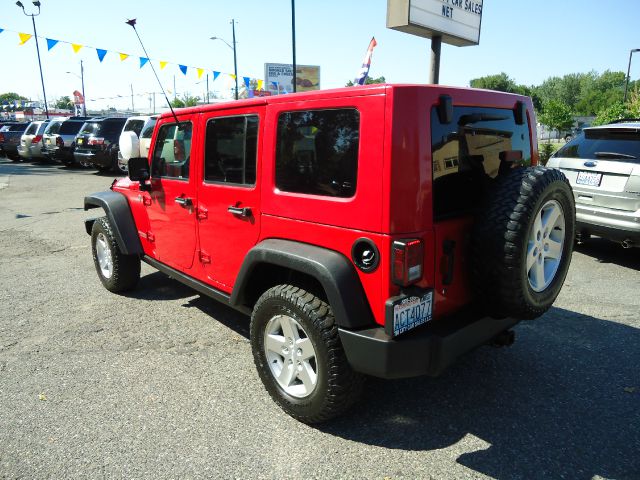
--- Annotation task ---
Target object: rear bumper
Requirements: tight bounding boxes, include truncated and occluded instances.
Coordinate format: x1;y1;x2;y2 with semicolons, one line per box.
74;150;111;167
339;312;518;379
45;146;73;163
576;204;640;243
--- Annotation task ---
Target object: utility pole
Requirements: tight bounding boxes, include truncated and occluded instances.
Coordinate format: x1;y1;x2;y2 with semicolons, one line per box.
80;60;86;115
130;84;134;112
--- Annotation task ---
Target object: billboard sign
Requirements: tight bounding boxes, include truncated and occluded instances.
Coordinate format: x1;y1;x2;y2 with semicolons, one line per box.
387;0;483;47
264;63;321;95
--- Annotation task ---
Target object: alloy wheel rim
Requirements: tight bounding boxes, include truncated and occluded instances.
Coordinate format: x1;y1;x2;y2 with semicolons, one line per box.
95;233;114;279
526;199;565;292
264;314;318;398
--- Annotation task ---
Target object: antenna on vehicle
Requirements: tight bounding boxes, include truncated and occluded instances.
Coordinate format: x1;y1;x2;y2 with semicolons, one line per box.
125;18;181;126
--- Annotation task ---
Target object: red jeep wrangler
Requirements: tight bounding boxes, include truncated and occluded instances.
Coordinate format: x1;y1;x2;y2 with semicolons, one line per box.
84;85;575;423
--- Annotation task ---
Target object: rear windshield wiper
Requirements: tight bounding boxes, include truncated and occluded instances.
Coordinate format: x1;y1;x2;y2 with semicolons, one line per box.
594;151;637;159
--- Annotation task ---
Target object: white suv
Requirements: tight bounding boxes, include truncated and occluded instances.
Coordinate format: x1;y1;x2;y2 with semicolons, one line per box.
547;120;640;248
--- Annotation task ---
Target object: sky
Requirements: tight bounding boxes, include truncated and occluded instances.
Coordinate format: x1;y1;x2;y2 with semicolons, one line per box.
1;0;639;113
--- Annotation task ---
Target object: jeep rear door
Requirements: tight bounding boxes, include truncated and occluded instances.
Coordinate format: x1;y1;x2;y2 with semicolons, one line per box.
196;107;263;291
145;118;197;270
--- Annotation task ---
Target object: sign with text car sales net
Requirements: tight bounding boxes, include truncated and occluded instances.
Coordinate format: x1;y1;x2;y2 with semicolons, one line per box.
387;0;483;46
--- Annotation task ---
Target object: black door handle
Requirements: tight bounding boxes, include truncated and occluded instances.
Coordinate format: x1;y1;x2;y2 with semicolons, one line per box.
227;206;252;217
174;196;192;207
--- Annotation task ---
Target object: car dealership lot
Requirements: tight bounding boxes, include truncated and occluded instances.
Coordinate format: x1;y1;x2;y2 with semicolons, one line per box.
0;158;638;479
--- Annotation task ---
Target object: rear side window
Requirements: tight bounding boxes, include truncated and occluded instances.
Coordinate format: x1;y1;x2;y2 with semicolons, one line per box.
59;121;84;135
431;106;532;219
275;108;359;198
151;122;192;180
555;128;640;163
124;119;146;137
204;115;258;185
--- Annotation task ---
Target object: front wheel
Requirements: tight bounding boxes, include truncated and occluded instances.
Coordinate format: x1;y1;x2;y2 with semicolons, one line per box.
250;285;363;424
91;217;140;292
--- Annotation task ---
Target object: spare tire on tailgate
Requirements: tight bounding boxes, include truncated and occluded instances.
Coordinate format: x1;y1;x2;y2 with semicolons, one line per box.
472;166;575;319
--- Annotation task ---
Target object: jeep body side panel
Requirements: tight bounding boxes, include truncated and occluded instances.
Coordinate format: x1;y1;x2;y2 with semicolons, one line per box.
84;190;143;255
259;92;386;233
231;239;375;330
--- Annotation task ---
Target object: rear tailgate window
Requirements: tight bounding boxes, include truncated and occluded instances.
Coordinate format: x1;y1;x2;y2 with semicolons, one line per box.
555;127;640;163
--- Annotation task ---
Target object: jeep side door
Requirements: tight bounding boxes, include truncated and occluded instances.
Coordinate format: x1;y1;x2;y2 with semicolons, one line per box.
145;118;198;270
195;108;263;291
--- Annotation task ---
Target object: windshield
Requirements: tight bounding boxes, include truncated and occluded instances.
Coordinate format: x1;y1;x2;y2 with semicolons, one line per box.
9;124;28;132
25;123;39;135
555;128;640;163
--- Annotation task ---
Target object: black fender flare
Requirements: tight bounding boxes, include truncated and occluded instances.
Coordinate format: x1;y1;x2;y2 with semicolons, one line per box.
231;239;375;330
84;190;143;256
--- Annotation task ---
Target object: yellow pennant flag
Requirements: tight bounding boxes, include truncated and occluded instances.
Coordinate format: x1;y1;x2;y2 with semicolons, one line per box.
229;74;237;80
18;33;32;45
257;79;264;91
197;68;204;79
159;61;168;70
119;53;129;61
71;43;83;53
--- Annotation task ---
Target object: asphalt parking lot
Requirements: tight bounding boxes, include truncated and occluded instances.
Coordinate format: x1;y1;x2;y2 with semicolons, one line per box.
0;157;638;479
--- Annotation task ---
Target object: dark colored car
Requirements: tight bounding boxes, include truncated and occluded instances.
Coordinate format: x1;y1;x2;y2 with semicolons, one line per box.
42;117;93;165
0;123;30;160
74;117;128;171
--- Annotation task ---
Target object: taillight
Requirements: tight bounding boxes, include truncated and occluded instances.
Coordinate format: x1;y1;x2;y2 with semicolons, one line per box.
56;136;64;147
88;137;105;146
33;135;42;143
392;239;424;286
0;133;5;143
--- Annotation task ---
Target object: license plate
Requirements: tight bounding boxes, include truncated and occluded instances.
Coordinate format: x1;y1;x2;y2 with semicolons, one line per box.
46;138;51;145
77;138;83;145
576;171;602;187
391;291;433;337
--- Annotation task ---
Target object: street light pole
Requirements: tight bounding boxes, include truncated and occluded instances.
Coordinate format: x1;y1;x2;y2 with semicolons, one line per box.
291;0;297;93
211;20;239;100
80;59;86;116
231;19;239;100
624;48;640;103
16;1;49;118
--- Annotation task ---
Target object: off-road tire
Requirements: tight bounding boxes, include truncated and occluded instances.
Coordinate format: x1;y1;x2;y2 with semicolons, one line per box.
91;217;140;292
250;285;364;424
472;166;575;319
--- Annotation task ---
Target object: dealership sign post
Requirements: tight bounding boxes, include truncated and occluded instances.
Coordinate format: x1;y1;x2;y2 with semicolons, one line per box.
387;0;483;84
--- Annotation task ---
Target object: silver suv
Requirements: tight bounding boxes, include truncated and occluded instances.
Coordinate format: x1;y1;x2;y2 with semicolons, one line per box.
547;120;640;248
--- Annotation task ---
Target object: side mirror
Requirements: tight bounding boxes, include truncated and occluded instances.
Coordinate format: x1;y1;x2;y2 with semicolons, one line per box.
119;130;140;161
128;157;150;191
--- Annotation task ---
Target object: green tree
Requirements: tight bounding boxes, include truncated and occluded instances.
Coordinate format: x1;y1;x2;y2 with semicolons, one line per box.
345;75;386;87
54;96;74;110
170;94;199;108
0;92;28;103
470;72;519;92
539;100;574;134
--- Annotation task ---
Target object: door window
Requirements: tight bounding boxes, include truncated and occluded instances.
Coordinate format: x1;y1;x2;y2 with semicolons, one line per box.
204;116;258;186
151;122;192;180
275;108;360;198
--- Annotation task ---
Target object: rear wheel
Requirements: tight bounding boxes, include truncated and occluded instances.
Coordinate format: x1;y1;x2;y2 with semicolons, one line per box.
250;285;363;424
91;217;140;292
472;166;575;319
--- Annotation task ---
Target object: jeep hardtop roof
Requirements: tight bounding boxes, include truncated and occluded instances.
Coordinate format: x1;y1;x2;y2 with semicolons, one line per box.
158;84;530;120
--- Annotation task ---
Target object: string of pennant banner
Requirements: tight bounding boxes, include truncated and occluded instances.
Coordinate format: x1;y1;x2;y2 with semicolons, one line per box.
0;25;287;107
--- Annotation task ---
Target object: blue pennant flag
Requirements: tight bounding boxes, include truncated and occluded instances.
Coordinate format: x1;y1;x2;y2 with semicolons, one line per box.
178;64;188;75
243;77;253;98
139;57;149;68
96;48;107;62
212;71;220;82
46;38;59;51
0;28;4;34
